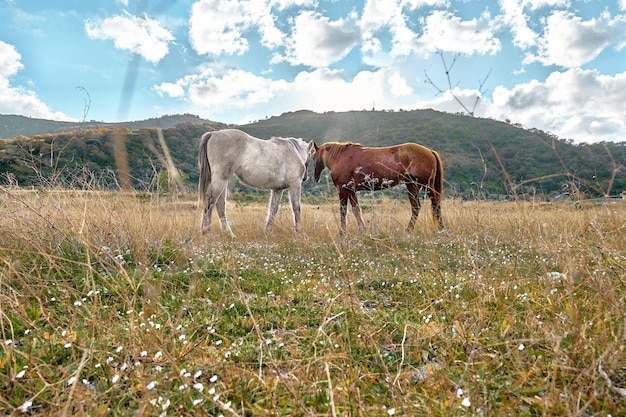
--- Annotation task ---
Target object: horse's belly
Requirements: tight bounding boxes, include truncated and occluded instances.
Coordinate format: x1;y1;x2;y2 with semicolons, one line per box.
235;169;288;190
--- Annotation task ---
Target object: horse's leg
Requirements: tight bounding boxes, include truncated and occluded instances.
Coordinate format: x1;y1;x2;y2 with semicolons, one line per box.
427;185;444;230
211;180;234;237
349;191;366;231
338;188;349;235
288;185;303;232
201;192;214;235
266;189;284;231
406;182;421;232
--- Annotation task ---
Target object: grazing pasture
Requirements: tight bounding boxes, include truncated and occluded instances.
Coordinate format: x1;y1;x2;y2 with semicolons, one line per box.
1;189;625;416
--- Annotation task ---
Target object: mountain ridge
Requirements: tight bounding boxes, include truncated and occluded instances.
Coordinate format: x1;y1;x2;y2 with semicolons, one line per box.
0;113;218;139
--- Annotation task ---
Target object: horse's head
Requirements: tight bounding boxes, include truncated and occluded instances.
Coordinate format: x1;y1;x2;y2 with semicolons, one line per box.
313;142;326;182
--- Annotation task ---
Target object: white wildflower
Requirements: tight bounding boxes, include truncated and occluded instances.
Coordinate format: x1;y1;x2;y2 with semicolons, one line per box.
161;398;170;411
18;400;33;413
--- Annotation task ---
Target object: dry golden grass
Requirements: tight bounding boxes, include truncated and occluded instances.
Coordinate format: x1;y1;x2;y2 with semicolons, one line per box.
1;188;625;416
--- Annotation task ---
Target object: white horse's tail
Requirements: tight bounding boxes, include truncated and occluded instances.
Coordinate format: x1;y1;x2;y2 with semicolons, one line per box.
198;132;212;207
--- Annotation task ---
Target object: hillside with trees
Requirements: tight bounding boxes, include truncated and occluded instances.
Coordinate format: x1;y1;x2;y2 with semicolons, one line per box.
0;110;624;199
0;113;213;139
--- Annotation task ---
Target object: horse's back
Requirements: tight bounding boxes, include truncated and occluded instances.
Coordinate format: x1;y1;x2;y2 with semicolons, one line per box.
204;129;306;190
206;129;252;147
328;142;439;183
205;129;255;158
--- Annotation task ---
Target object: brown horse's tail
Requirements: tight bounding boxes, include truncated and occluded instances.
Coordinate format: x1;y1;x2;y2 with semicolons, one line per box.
431;150;445;229
198;132;212;208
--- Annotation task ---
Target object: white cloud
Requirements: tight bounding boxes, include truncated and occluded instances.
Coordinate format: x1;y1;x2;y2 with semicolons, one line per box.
269;0;317;10
388;71;413;96
361;0;448;33
360;0;424;59
526;11;624;67
0;41;23;78
499;0;626;69
154;66;421;121
155;67;289;110
0;41;75;121
498;0;569;49
256;9;285;49
188;69;287;107
287;68;394;111
279;11;360;67
188;0;297;55
189;0;255;55
488;69;626;141
153;82;185;98
189;0;357;65
416;87;488;116
419;10;501;55
85;12;174;64
361;1;500;62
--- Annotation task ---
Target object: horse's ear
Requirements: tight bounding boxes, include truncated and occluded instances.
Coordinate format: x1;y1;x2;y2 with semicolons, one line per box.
309;141;317;154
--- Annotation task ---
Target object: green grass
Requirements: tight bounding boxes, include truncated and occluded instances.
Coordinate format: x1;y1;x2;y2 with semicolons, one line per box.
1;189;625;416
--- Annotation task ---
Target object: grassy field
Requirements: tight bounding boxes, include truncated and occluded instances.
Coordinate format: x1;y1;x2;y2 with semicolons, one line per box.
1;189;625;416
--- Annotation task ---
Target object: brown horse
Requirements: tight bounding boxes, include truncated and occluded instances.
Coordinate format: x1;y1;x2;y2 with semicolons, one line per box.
313;141;444;233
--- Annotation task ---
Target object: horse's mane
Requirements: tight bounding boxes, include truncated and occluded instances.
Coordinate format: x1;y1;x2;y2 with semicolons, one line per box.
269;136;304;149
321;142;361;165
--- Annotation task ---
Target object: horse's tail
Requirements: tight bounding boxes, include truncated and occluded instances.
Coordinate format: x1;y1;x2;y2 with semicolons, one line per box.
431;150;444;229
198;132;212;208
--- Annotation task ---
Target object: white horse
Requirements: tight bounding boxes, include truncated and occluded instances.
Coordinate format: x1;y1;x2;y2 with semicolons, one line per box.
198;129;313;236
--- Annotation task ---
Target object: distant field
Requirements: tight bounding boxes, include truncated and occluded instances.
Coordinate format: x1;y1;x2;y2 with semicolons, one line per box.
1;189;625;416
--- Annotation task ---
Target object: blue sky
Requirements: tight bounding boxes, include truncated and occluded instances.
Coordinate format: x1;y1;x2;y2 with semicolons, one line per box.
1;0;625;143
